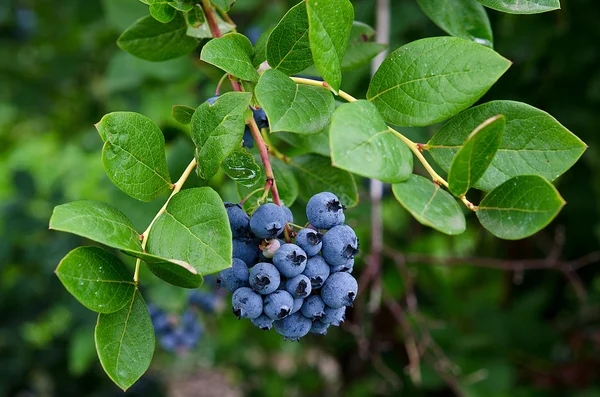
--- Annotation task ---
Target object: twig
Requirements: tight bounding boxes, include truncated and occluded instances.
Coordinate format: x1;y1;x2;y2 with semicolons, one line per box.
385;298;422;385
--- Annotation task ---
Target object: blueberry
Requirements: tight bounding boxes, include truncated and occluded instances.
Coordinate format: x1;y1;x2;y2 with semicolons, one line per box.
159;332;179;352
273;243;307;278
295;228;323;257
243;126;254;149
232;287;263;319
273;312;312;341
232;238;259;266
321;225;359;267
250;203;287;239
148;304;170;334
252;107;269;129
217;258;249;292
248;262;280;295
261;238;280;259
283;206;293;224
321;272;358;309
302;255;330;289
188;291;217;313
263;290;295;320
306;192;345;229
330;258;354;274
321;306;346;326
285;274;312;299
251;314;274;330
291;297;304;314
206;95;219;105
224;202;249;238
310;320;330;335
300;295;326;320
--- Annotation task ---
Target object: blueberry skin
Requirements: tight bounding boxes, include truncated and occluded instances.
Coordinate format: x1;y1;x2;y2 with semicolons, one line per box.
217;258;249;292
310;320;330;335
321;225;359;267
252;107;269;129
242;125;254;149
321;272;358;309
330;258;354;274
306;192;345;229
273;312;312;341
232;238;259;266
300;295;326;320
291;297;304;314
283;206;294;223
302;255;330;289
264;290;295;320
273;243;308;278
232;287;263;319
249;262;281;295
321;306;346;326
251;314;274;330
295;228;323;257
250;203;287;239
224;202;250;238
206;95;219;105
285;274;312;298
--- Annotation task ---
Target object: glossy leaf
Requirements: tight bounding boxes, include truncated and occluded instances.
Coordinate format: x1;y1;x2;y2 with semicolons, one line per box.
427;101;587;191
186;12;234;38
417;0;493;47
276;129;330;157
475;0;560;14
236;157;299;208
267;2;312;75
56;247;135;313
253;27;273;67
366;37;511;126
200;33;259;82
330;100;413;183
146;187;232;275
255;69;335;134
172;104;196;125
95;290;154;391
476;175;565;239
96;112;172;202
392;174;466;235
149;3;176;23
211;0;236;12
341;22;387;71
222;148;262;187
190;91;252;179
117;15;198;62
169;1;195;12
124;251;203;288
448;115;505;196
306;0;354;92
184;4;205;27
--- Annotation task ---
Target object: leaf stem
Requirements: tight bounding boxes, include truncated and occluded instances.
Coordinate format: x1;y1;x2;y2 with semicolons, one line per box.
290;77;358;102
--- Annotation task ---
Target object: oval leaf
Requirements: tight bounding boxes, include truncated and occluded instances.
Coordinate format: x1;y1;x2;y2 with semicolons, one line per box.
392;174;466;235
342;21;388;71
476;175;565;240
222;148;262;187
149;3;176;23
417;0;493;47
255;69;335;134
172;104;196;125
330;100;413;183
117;15;198;62
448;114;505;196
475;0;560;14
95;290;154;391
427;100;587;191
236;156;299;208
146;187;232;275
96;112;172;202
123;251;203;288
56;247;136;313
366;37;511;126
200;33;259;82
276;129;330;157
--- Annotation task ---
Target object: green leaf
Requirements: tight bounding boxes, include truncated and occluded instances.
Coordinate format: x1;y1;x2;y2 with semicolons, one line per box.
266;2;313;75
272;157;299;206
476;175;565;239
55;247;136;313
50;200;142;252
290;154;359;208
253;26;273;67
392;174;466;235
330;100;413;183
276;129;330;157
306;0;354;92
149;3;176;23
427;101;587;191
190;91;251;179
366;37;511;126
417;0;493;47
117;15;198;62
146;187;232;275
448;114;505;196
186;12;234;38
222;148;262;187
184;4;205;27
169;1;195;12
123;251;203;288
341;22;387;72
95;290;154;391
96;112;172;202
172;104;196;125
255;69;335;134
211;0;236;12
475;0;560;14
200;33;259;82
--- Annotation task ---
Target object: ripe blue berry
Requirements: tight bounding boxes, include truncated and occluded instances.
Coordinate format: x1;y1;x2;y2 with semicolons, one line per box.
273;243;307;278
321;306;346;326
302;255;330;289
321;225;359;267
306;192;345;229
295;228;323;257
206;95;219;105
217;258;249;292
321;272;358;309
310;320;330;335
243;126;254;149
250;203;286;239
232;287;263;319
300;295;326;320
291;297;304;314
188;291;217;313
285;274;312;298
232;238;259;266
252;107;269;129
330;258;354;274
248;262;280;295
283;206;293;224
251;314;274;330
264;290;295;320
224;202;249;238
148;304;170;334
273;312;312;341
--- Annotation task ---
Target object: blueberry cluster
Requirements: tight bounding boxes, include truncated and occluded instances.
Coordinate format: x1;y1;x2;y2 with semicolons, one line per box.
219;192;359;341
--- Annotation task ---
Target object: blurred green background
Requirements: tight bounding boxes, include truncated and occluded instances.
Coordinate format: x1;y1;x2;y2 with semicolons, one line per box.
1;0;600;396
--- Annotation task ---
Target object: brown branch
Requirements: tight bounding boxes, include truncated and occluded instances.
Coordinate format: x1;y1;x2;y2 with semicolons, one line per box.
385;298;422;385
